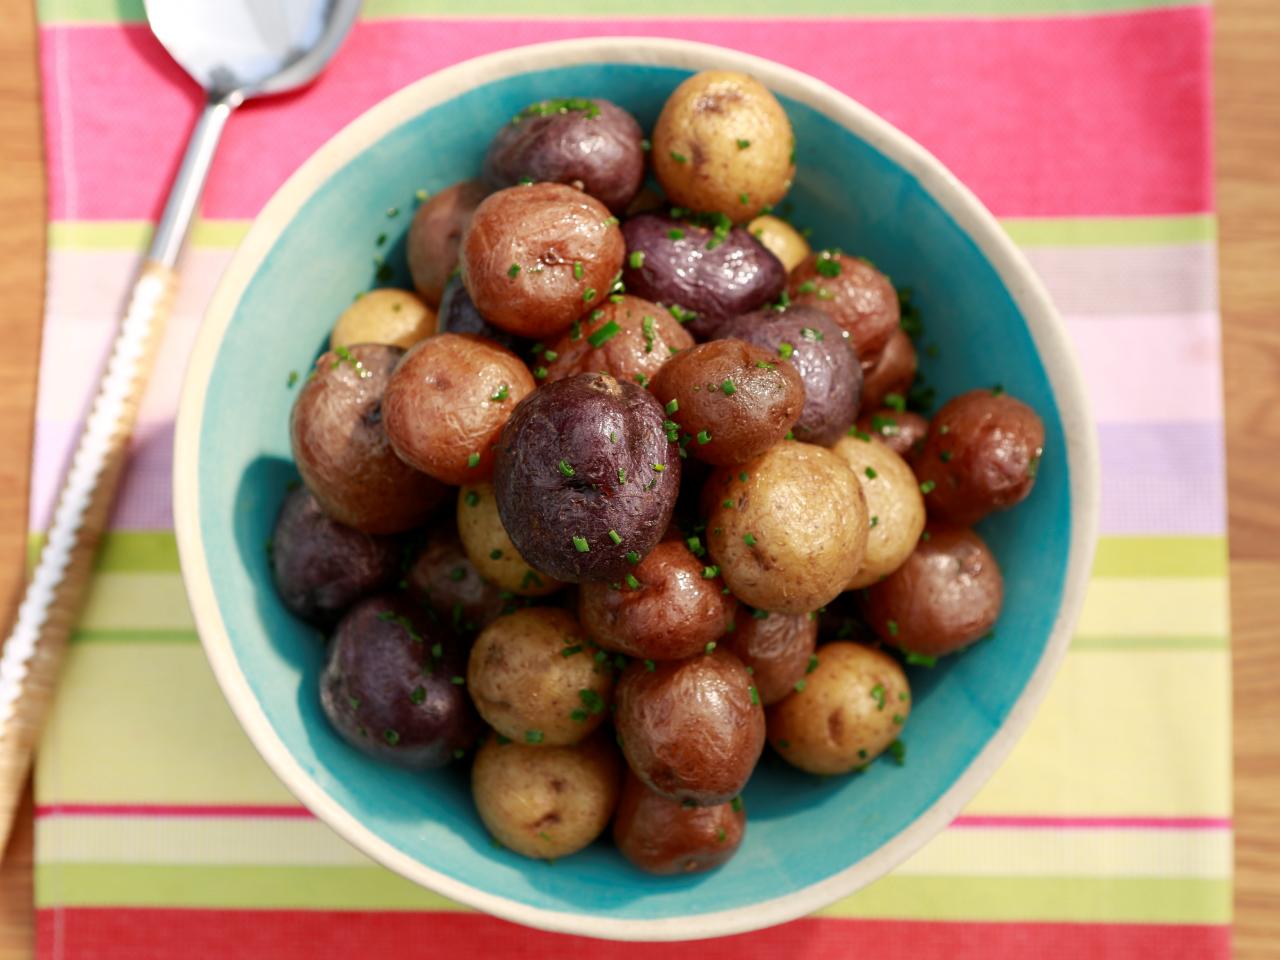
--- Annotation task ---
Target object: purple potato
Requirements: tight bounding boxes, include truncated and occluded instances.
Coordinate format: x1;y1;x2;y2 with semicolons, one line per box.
437;275;529;355
621;213;786;340
493;373;680;582
319;594;480;768
483;98;645;214
405;523;513;634
716;306;862;445
271;486;399;626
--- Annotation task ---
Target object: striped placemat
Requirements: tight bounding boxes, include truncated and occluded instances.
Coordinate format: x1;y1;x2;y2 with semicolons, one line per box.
31;2;1228;957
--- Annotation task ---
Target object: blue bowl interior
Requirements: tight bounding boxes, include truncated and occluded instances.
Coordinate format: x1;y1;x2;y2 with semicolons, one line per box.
198;62;1070;921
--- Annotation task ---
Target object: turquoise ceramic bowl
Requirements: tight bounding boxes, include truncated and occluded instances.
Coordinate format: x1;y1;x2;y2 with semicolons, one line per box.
175;38;1099;941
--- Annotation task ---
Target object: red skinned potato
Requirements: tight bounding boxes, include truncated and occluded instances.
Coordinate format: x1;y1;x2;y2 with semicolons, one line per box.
862;525;1003;658
613;772;746;875
383;333;535;484
859;327;916;411
405;522;512;634
406;180;487;307
461;182;625;338
788;252;899;365
723;606;818;705
290;344;446;534
855;408;929;461
542;295;694;387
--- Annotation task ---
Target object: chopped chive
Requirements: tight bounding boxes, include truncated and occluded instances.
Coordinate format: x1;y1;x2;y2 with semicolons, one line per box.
557;459;575;478
573;261;584;280
992;383;1005;396
794;679;806;693
749;686;760;705
587;320;620;347
736;138;751;149
543;350;559;362
507;263;521;278
490;383;510;402
533;366;548;380
865;466;878;479
383;729;401;745
731;796;743;812
561;644;583;657
570;708;588;722
739;192;750;205
752;609;768;620
608;529;623;545
920;480;936;494
644;659;656;672
806;654;819;674
871;683;886;710
572;536;590;553
578;689;605;714
884;392;907;412
705;641;717;654
696;430;711;445
800;326;824;342
905;650;938;667
629;250;645;269
450;676;465;685
743;532;757;546
888;739;906;765
467;452;481;468
490;548;503;560
893;713;906;725
739;471;749;482
668;228;685;241
702;565;720;579
625;574;641;590
721;499;734;509
721;378;736;396
940;450;953;462
626;550;641;565
887;619;899;637
286;370;299;387
582;287;597;303
525;730;544;744
778;342;794;360
449;566;466;582
617;468;627;485
669;150;688;164
665;398;679;414
815;255;841;278
797;280;817;294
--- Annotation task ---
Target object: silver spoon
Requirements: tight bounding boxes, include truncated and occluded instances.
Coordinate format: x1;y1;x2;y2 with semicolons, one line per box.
0;0;361;849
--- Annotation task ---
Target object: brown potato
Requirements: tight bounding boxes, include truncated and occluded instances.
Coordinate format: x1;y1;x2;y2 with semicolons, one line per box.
405;523;511;634
467;607;613;746
855;408;929;461
290;344;446;534
330;288;435;351
383;333;536;484
831;435;927;589
614;648;765;805
767;641;910;774
456;484;563;597
652;70;795;223
860;327;916;411
578;540;737;660
406;180;487;307
788;252;899;364
613;771;746;875
914;389;1046;525
650;339;805;466
461;182;625;338
723;607;818;705
542;294;693;387
472;731;621;860
862;524;1003;658
705;443;868;614
748;214;810;272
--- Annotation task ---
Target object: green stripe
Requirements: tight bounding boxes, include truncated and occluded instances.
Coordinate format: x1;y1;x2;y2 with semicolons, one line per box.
34;864;1228;923
1071;634;1226;651
1002;214;1216;247
71;629;199;644
28;531;179;573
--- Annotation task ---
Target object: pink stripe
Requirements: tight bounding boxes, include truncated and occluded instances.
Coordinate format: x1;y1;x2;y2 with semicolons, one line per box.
951;815;1231;830
40;8;1211;221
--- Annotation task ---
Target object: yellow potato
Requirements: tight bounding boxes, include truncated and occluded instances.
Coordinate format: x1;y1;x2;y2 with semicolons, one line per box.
748;214;810;272
767;641;910;775
471;732;621;859
330;288;435;350
705;442;867;614
831;435;927;589
652;70;795;223
457;484;562;596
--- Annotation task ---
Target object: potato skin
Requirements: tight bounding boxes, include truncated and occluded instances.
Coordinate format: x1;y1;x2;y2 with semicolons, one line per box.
461;182;625;338
650;339;804;466
767;641;910;774
748;214;810;272
290;344;446;534
467;607;613;746
615;648;765;805
383;333;536;484
578;540;737;660
330;288;435;351
856;408;929;461
652;70;795;223
436;275;528;354
706;442;868;614
543;294;694;387
472;731;621;859
483;98;645;214
319;594;479;768
715;307;861;445
860;327;916;411
723;606;818;705
493;373;681;582
456;483;563;597
271;486;399;626
406;180;488;307
862;525;1003;658
788;252;899;365
914;390;1046;525
405;522;512;634
831;435;927;589
613;772;746;875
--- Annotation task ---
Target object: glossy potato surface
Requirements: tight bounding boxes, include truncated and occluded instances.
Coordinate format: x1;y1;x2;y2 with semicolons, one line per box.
831;435;926;589
542;294;694;387
330;288;435;351
788;252;899;364
406;522;511;634
859;327;916;411
613;772;746;875
748;214;810;272
723;606;817;705
406;180;488;307
855;408;929;461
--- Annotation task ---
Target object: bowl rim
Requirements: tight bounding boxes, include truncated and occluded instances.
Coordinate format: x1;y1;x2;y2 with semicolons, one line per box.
174;35;1100;942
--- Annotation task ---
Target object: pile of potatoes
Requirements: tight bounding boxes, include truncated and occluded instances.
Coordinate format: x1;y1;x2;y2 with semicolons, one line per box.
272;72;1046;875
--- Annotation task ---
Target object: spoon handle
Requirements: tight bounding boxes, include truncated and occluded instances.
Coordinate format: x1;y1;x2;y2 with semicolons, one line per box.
0;95;234;850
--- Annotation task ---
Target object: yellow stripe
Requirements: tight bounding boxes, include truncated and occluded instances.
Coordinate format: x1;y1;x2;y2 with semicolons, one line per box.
47;219;250;250
1074;578;1228;639
77;572;195;632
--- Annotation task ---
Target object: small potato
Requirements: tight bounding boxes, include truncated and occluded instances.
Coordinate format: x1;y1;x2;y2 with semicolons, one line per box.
767;641;910;775
914;389;1046;525
723;606;817;705
406;523;512;634
613;772;746;875
330;288;435;351
290;344;447;534
788;252;899;364
467;607;613;746
456;484;563;597
705;442;868;614
406;180;488;307
383;333;536;484
831;435;926;589
748;215;810;272
650;339;804;466
862;525;1003;658
860;327;916;411
542;295;694;387
856;408;929;461
615;648;764;805
437;275;529;354
472;731;621;860
271;486;398;626
577;540;737;660
652;70;795;223
461;182;625;338
483;98;645;214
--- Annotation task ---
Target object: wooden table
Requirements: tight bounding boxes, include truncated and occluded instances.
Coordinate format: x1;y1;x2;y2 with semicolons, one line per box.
2;2;1278;957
